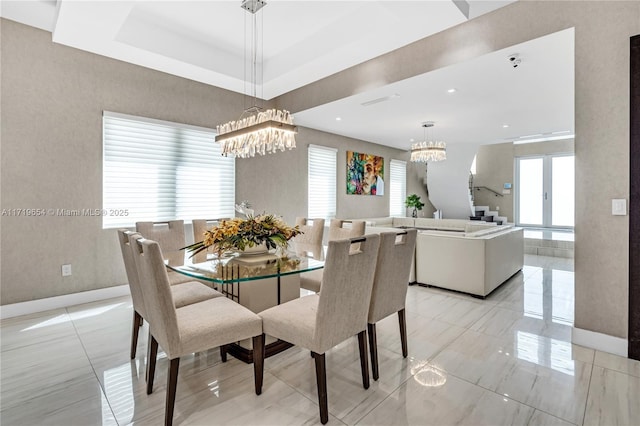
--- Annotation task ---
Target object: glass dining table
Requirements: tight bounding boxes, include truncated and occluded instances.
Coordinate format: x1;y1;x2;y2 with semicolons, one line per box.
167;248;324;363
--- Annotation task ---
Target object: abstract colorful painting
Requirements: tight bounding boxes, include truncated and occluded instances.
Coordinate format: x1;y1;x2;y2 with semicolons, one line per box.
346;151;384;196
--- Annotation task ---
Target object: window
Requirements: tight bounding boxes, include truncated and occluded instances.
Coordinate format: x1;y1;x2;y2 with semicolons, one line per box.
389;159;407;216
308;144;337;220
515;154;574;228
102;112;235;228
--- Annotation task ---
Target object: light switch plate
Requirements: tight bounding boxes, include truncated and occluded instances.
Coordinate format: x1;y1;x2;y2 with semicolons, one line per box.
62;264;72;276
612;199;627;216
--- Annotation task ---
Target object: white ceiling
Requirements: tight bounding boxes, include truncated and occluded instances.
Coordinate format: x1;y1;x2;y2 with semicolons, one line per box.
1;1;574;151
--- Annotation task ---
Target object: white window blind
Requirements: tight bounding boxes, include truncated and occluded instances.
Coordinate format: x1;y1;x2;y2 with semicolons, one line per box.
308;144;337;220
389;159;407;216
103;111;235;228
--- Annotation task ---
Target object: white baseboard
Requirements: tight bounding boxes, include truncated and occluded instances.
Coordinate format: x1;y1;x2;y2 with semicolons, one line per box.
572;327;628;357
0;285;130;320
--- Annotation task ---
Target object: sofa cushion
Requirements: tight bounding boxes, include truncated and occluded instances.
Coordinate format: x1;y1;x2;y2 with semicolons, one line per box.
465;224;515;238
464;222;497;233
392;217;415;227
364;217;394;227
414;218;468;231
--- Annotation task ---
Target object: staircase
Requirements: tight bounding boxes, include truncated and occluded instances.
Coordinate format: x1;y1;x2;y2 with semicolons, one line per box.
471;205;508;225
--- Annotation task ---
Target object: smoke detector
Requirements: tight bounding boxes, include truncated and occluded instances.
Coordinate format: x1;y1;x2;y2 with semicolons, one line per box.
508;53;522;68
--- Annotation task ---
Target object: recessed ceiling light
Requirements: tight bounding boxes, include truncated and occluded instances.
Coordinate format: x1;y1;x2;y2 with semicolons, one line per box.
409;138;415;142
447;88;457;93
335;117;342;121
502;124;509;128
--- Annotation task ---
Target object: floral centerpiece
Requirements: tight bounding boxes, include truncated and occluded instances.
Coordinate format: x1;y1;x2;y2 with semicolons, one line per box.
184;214;302;258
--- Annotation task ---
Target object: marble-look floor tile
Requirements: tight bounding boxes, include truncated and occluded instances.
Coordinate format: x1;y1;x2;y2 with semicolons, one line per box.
357;366;534;426
470;306;572;341
496;282;574;326
400;317;466;361
135;371;346;425
67;297;137;360
0;377;118;426
268;338;410;423
371;306;464;354
0;308;77;352
431;329;593;424
583;366;640;426
412;292;493;329
593;350;640;378
0;336;97;410
527;410;576;426
96;349;256;424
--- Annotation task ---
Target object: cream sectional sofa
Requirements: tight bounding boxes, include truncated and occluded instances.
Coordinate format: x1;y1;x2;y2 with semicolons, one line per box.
415;226;523;297
363;217;523;297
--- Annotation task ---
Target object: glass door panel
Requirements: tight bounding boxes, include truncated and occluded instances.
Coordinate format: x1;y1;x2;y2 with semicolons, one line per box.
518;158;544;226
551;156;575;227
516;154;574;228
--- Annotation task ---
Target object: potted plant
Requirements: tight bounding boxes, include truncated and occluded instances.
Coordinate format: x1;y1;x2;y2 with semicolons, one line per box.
405;194;425;218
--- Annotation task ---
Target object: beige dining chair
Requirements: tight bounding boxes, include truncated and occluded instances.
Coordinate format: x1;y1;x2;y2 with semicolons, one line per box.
129;234;264;426
367;229;417;380
136;220;194;286
256;234;380;424
117;230;223;360
300;219;366;293
292;217;325;260
191;218;230;264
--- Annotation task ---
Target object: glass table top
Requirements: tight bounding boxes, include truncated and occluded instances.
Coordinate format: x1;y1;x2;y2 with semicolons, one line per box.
167;250;324;284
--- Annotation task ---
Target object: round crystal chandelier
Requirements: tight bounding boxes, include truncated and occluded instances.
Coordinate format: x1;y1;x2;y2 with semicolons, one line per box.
410;122;446;162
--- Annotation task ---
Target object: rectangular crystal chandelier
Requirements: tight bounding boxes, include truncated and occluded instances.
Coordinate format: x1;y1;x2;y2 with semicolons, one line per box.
215;1;297;158
216;108;297;158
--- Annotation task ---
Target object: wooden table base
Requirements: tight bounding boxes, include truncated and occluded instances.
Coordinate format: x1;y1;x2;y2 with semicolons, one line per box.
225;339;294;364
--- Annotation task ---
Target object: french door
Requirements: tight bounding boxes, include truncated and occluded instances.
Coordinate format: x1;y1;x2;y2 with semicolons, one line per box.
515;154;574;228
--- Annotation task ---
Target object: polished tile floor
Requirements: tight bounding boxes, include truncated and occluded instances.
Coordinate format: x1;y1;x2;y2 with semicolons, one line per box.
2;254;639;425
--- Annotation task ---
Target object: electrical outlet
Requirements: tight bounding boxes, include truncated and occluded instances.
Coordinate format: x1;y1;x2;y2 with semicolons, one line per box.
62;264;72;277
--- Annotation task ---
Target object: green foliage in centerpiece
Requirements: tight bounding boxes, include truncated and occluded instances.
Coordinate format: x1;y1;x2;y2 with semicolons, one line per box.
183;214;302;258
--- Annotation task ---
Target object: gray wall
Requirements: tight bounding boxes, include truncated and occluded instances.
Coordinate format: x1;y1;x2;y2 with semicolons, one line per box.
0;19;241;304
0;19;423;304
235;127;417;223
475;139;575;222
275;1;640;340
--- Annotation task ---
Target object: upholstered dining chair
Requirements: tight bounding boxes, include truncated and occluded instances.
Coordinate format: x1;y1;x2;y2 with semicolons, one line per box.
367;229;417;381
129;234;264;426
191;218;230;264
327;219;366;241
300;219;366;293
137;220;208;288
116;230;223;360
256;234;380;424
292;217;325;260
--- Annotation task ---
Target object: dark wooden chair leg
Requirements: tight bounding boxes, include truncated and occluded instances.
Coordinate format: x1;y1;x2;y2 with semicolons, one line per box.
131;311;142;359
253;334;265;395
313;352;329;424
147;335;158;395
220;344;227;362
367;323;379;381
357;330;370;389
165;358;180;426
398;309;408;358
